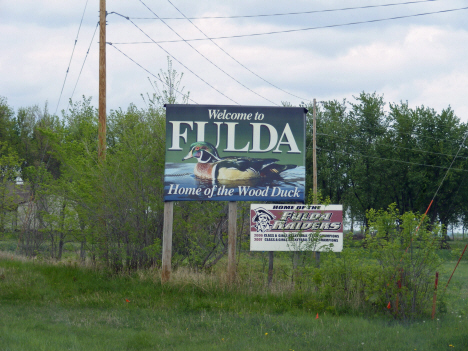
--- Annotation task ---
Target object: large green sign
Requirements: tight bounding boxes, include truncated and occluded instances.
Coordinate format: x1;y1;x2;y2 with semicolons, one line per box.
164;104;306;201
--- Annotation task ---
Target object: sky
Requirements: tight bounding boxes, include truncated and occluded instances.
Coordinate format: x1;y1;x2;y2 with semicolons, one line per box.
1;0;468;122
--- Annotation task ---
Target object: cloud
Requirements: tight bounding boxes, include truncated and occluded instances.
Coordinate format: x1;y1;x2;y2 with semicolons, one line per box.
1;0;468;123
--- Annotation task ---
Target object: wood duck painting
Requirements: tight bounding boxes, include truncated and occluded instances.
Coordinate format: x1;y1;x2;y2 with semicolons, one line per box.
182;141;297;181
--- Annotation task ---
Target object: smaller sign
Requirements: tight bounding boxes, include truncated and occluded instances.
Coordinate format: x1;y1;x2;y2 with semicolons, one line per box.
250;204;343;252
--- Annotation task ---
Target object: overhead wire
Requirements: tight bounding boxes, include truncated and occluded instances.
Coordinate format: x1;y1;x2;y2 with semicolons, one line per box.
58;2;466;111
382;130;468;306
314;146;468;173
388;130;468;291
110;6;468;44
109;12;239;104
316;132;468;160
108;44;199;104
54;0;90;115
164;0;311;103
135;0;278;105
438;166;468;223
386;127;468;147
426;131;468;204
70;21;99;103
130;0;441;20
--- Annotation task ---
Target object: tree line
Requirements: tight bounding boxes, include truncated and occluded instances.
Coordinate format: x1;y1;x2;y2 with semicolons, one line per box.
0;89;466;270
304;92;468;236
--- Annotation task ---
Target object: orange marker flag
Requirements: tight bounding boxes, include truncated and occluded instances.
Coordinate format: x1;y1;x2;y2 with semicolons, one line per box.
125;299;130;303
316;313;319;319
387;302;391;309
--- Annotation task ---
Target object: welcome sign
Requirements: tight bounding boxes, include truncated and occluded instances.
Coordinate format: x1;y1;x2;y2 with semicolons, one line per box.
164;104;306;201
250;204;343;252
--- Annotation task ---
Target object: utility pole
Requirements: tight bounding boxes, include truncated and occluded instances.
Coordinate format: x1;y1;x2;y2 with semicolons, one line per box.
99;0;106;162
313;98;320;267
98;0;108;263
313;98;317;204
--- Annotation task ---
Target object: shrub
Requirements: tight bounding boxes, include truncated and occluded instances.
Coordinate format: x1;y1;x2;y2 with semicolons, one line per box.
291;204;443;319
365;204;442;319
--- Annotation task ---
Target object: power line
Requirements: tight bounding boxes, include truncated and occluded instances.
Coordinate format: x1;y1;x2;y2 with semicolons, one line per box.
164;0;311;104
388;127;467;147
315;147;468;173
54;0;89;115
130;0;440;20
385;129;468;297
70;21;99;103
109;13;239;105
429;131;468;202
108;44;199;104
135;0;278;105
110;6;468;44
316;132;468;160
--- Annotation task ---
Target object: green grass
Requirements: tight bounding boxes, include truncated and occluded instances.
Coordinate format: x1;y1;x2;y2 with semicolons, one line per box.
0;304;467;350
0;241;467;350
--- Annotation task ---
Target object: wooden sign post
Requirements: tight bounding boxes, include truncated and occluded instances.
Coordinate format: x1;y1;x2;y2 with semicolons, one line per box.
161;201;173;283
161;201;237;284
268;251;274;286
227;201;237;284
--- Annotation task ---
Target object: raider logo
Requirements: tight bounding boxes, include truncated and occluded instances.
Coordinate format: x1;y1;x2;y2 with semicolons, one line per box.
252;208;276;232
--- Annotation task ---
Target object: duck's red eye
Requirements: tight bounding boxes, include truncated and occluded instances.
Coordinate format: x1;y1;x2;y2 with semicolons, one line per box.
195;147;200;150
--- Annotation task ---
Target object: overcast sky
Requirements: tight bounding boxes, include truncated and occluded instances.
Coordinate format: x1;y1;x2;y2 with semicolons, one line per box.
1;0;468;122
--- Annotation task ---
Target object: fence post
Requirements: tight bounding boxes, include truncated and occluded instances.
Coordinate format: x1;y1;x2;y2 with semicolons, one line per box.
431;271;439;319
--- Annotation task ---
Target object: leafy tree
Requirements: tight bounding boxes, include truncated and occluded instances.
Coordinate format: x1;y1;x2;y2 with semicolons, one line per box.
384;101;423;214
307;99;350;204
99;105;166;270
0;97;16;146
0;141;22;235
15;103;62;181
413;107;468;231
346;92;390;224
306;93;468;233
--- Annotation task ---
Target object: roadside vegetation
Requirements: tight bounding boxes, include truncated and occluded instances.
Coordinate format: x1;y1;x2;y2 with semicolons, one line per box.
1;87;467;271
1;63;468;349
0;237;467;350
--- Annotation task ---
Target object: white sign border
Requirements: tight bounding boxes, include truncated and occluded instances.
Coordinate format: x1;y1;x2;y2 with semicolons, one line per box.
250;204;343;252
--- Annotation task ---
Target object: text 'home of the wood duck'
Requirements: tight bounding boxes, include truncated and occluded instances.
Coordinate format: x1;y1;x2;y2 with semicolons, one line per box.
163;104;307;202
